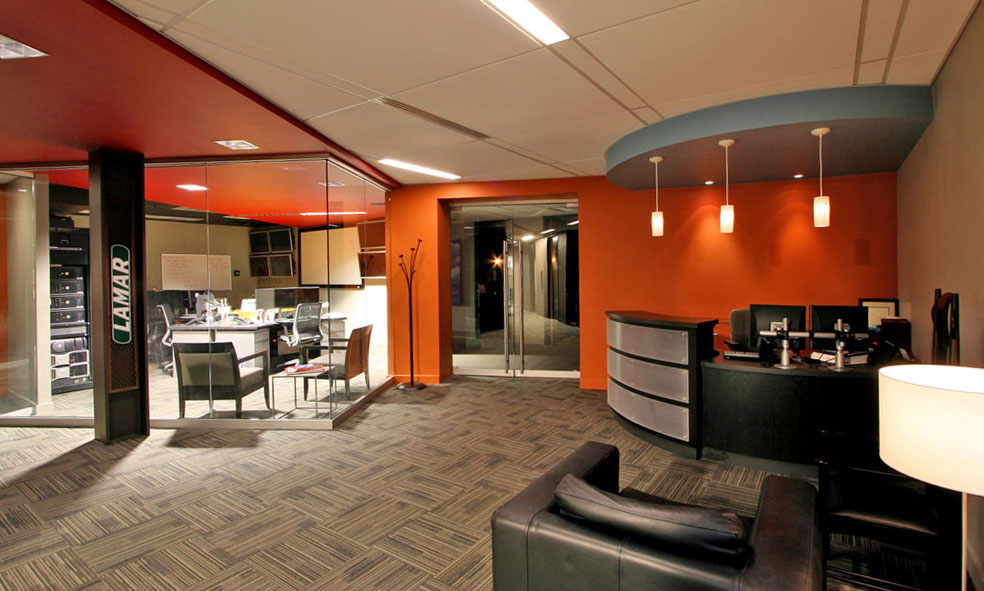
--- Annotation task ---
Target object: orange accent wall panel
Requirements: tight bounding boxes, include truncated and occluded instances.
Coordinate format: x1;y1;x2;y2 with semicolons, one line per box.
387;173;898;390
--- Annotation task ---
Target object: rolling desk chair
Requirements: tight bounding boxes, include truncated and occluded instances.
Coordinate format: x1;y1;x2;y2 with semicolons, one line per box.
726;307;751;350
280;302;323;348
158;303;176;376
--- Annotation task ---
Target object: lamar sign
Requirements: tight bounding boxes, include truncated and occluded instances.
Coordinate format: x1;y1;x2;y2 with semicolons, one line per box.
111;244;132;344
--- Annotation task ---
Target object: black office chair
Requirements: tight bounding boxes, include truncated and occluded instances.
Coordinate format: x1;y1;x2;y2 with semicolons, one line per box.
725;307;750;350
816;392;961;590
158;303;175;376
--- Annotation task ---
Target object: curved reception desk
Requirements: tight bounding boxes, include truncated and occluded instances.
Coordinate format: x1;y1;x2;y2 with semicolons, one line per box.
606;311;717;458
702;358;878;465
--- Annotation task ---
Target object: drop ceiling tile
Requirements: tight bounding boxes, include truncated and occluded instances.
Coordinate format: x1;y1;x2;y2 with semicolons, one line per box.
633;107;663;124
181;0;538;95
169;19;380;100
462;164;574;182
395;140;542;179
856;59;889;84
112;0;180;25
393;49;624;137
860;0;903;62
653;66;854;119
308;101;475;158
499;112;643;163
894;0;978;56
167;29;366;121
580;0;861;108
885;50;945;84
533;0;699;37
563;157;607;176
550;40;646;109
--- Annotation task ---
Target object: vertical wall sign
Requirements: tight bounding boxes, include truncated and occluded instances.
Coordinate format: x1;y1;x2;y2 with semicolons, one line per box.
110;244;132;345
90;148;148;442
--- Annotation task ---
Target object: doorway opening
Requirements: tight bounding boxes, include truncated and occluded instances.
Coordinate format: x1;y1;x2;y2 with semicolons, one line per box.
450;200;579;378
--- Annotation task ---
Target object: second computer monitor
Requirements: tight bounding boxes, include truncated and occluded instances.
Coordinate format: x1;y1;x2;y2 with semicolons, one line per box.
810;305;869;350
749;304;807;350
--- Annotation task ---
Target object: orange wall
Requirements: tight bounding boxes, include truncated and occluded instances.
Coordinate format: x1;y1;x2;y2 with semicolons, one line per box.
386;173;898;389
0;191;6;397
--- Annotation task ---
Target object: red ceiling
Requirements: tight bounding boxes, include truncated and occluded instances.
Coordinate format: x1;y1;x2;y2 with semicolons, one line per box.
0;0;397;191
43;162;385;227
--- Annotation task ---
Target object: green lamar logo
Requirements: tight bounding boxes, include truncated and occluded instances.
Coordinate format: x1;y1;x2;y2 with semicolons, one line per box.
111;244;132;344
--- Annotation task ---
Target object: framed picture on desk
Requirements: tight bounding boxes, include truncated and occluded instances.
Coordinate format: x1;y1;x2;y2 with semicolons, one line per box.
859;298;899;326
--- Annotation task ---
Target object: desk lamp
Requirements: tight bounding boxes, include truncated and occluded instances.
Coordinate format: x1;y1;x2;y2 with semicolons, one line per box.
880;364;984;591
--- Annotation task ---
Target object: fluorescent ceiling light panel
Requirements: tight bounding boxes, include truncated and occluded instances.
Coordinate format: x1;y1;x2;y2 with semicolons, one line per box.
317;181;345;187
177;184;207;191
0;34;47;59
378;158;461;180
540;228;555;234
521;234;535;241
214;139;260;150
485;0;569;45
567;220;579;226
147;215;202;222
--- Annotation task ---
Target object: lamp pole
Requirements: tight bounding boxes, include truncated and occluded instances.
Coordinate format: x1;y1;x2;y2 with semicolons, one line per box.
397;239;425;391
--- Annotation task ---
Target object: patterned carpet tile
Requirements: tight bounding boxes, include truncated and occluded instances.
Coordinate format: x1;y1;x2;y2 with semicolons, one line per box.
0;376;798;591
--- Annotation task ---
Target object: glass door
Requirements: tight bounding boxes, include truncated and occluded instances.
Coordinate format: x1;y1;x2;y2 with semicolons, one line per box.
451;202;579;377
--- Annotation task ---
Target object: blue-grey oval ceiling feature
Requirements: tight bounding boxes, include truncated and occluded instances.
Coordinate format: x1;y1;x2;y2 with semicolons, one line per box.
605;86;934;190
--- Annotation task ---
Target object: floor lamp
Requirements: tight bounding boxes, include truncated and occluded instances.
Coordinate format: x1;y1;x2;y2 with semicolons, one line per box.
879;364;984;591
397;239;425;391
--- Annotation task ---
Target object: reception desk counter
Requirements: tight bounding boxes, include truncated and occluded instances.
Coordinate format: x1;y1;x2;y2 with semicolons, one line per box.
606;311;717;457
702;357;878;465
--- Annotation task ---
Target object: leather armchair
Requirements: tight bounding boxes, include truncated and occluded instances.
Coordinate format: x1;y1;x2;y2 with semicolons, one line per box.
492;441;822;591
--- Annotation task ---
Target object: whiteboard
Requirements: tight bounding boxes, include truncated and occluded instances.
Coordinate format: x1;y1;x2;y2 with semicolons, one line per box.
299;227;362;286
161;254;232;291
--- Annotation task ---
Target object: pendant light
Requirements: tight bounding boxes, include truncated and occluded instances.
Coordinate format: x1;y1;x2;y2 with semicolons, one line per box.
718;139;735;234
812;127;830;227
650;156;664;237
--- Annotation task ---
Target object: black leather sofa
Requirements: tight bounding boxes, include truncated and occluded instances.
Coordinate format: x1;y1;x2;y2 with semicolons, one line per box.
491;441;822;591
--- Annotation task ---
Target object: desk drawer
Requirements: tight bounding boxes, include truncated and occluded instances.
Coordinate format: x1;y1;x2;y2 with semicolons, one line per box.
608;378;689;442
607;319;689;365
608;349;689;402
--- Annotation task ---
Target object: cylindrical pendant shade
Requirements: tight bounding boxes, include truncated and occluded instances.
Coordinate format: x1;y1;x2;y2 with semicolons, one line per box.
651;211;664;237
879;365;984;495
814;195;830;227
719;204;734;233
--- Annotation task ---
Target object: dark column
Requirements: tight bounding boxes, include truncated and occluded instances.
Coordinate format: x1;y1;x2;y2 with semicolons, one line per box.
89;148;148;442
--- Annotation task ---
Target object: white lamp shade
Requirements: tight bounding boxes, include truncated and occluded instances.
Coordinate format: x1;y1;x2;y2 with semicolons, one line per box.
814;195;830;227
719;204;734;233
879;364;984;495
651;211;664;237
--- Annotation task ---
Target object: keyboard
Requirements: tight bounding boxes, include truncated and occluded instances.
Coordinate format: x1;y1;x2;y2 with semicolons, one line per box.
723;350;759;361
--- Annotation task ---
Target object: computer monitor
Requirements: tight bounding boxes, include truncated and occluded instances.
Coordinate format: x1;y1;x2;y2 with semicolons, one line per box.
810;305;869;351
749;304;807;350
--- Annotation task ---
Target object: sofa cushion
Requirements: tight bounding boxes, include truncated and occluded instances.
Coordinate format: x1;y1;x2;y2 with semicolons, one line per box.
554;473;749;561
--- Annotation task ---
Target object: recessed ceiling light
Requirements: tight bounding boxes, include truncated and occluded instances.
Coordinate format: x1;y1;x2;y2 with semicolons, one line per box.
540;228;555;234
0;34;47;60
177;184;207;191
317;180;345;187
567;220;579;226
521;234;535;241
704;180;714;185
214;139;259;150
379;158;461;180
793;173;805;179
485;0;569;45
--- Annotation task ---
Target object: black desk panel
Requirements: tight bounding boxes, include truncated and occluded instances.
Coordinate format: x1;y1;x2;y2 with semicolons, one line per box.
701;358;878;465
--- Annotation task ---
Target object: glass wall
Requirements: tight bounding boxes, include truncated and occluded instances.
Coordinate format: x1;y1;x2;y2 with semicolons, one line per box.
143;158;389;421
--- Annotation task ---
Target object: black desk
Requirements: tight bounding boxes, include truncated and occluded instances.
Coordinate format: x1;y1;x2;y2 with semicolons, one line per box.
701;357;878;465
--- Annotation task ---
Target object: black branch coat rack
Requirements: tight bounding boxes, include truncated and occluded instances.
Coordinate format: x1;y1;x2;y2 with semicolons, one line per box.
397;239;425;391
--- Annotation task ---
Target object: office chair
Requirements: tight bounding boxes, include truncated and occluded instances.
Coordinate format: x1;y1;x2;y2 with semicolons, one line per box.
301;324;373;399
725;308;750;350
172;342;270;418
280;301;323;348
931;289;959;365
158;303;175;376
